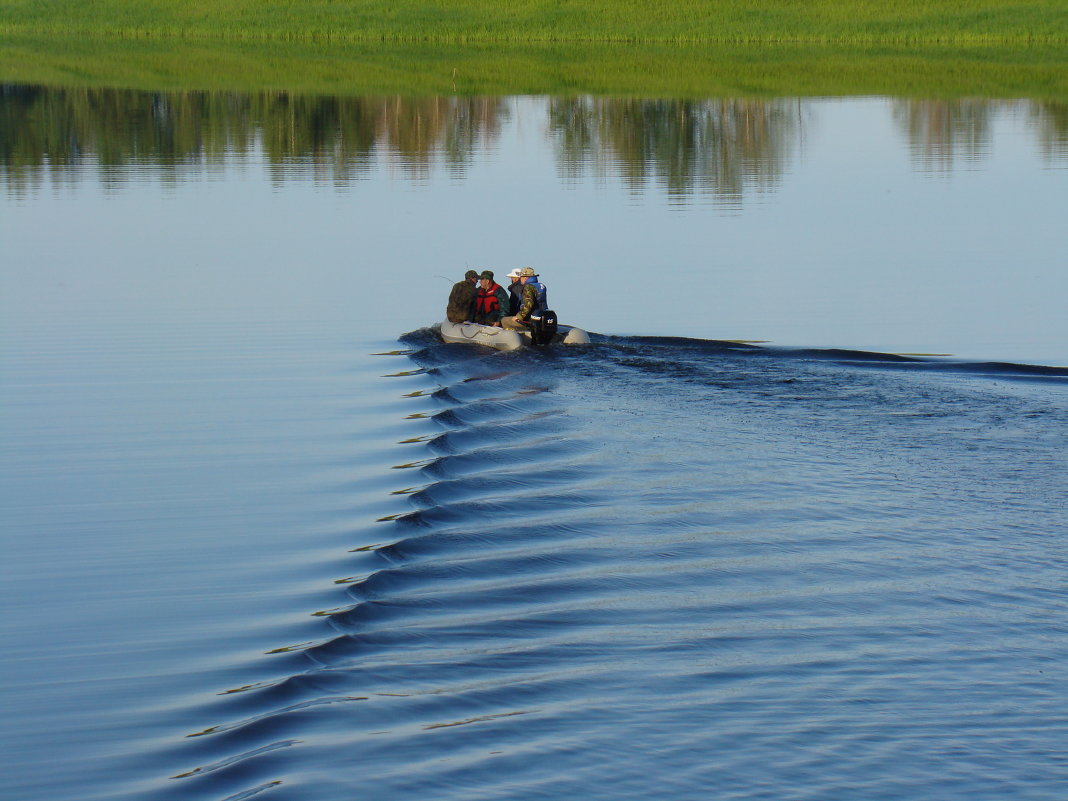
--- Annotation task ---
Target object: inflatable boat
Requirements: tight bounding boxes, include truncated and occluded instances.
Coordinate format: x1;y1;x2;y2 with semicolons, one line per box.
439;320;591;351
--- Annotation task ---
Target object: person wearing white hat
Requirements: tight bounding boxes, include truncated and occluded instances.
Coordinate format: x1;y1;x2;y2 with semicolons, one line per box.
505;267;523;316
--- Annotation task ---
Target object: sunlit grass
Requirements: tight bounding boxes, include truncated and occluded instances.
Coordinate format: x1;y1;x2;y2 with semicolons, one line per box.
1;0;1066;44
2;35;1066;99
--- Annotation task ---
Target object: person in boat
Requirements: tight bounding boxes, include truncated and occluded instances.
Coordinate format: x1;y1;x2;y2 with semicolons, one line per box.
446;269;479;323
473;270;510;327
505;267;524;315
501;267;548;329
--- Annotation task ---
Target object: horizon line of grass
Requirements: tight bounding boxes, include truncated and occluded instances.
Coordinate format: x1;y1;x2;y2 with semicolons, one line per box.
2;26;1065;47
2;0;1067;46
4;25;1063;46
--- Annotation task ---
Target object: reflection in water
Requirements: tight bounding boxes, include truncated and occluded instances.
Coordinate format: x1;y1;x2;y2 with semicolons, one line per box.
376;95;507;180
894;99;1068;171
893;99;994;171
1028;101;1068;163
548;97;800;203
2;85;1066;199
0;85;510;190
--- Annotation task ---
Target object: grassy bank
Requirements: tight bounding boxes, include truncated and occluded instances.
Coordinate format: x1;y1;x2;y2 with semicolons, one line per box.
1;0;1066;45
3;35;1067;99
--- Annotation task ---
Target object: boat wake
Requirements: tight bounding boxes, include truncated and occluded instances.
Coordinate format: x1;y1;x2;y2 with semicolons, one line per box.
146;326;1068;801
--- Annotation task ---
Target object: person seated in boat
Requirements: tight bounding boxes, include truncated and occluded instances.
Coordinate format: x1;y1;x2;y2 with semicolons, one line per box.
445;269;479;323
473;270;510;327
505;267;523;315
501;267;548;329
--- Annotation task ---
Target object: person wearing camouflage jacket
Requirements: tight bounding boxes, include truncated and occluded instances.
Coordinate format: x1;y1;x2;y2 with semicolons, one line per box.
501;267;547;328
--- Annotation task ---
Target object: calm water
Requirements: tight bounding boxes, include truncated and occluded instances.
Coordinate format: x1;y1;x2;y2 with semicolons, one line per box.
2;87;1068;801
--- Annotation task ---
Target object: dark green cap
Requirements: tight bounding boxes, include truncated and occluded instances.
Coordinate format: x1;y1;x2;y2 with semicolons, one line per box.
465;270;479;280
479;270;494;280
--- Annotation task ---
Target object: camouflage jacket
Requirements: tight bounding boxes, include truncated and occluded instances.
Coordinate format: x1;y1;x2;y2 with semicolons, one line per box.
514;281;542;322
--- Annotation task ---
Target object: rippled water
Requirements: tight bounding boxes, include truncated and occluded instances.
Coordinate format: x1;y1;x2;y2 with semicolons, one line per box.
5;320;1067;801
3;88;1068;800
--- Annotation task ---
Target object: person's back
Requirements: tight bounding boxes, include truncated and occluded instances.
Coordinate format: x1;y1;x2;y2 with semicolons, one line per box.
526;276;548;312
446;270;479;323
518;268;548;318
505;268;523;315
507;282;523;316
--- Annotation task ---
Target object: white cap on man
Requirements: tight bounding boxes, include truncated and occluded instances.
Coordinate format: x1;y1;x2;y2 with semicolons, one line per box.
506;268;522;279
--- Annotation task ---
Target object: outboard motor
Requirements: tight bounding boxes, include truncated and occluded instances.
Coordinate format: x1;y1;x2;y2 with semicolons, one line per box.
529;309;558;346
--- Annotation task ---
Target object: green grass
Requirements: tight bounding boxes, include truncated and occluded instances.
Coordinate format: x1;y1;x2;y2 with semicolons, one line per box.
2;1;1065;99
3;35;1067;99
1;0;1066;45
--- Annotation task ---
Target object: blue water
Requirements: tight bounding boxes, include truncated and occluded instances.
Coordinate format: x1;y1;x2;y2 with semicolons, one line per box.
3;89;1068;800
4;319;1067;800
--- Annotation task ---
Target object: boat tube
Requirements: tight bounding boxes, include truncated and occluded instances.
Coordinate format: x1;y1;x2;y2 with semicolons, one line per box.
439;320;591;351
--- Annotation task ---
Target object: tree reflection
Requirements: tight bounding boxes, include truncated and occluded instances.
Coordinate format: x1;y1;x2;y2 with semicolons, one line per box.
0;85;255;174
2;86;1065;196
548;97;800;203
0;86;510;191
892;99;994;171
257;92;377;184
893;98;1068;171
377;96;506;180
1028;102;1068;163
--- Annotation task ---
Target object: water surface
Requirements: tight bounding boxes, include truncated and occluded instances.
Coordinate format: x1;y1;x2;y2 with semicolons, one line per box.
3;87;1066;363
2;87;1068;801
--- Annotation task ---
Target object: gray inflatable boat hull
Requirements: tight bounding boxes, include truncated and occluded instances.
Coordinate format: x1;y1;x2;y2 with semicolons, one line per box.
439;320;591;351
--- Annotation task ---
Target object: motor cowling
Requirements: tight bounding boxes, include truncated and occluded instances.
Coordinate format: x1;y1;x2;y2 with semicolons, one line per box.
529;309;558;346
